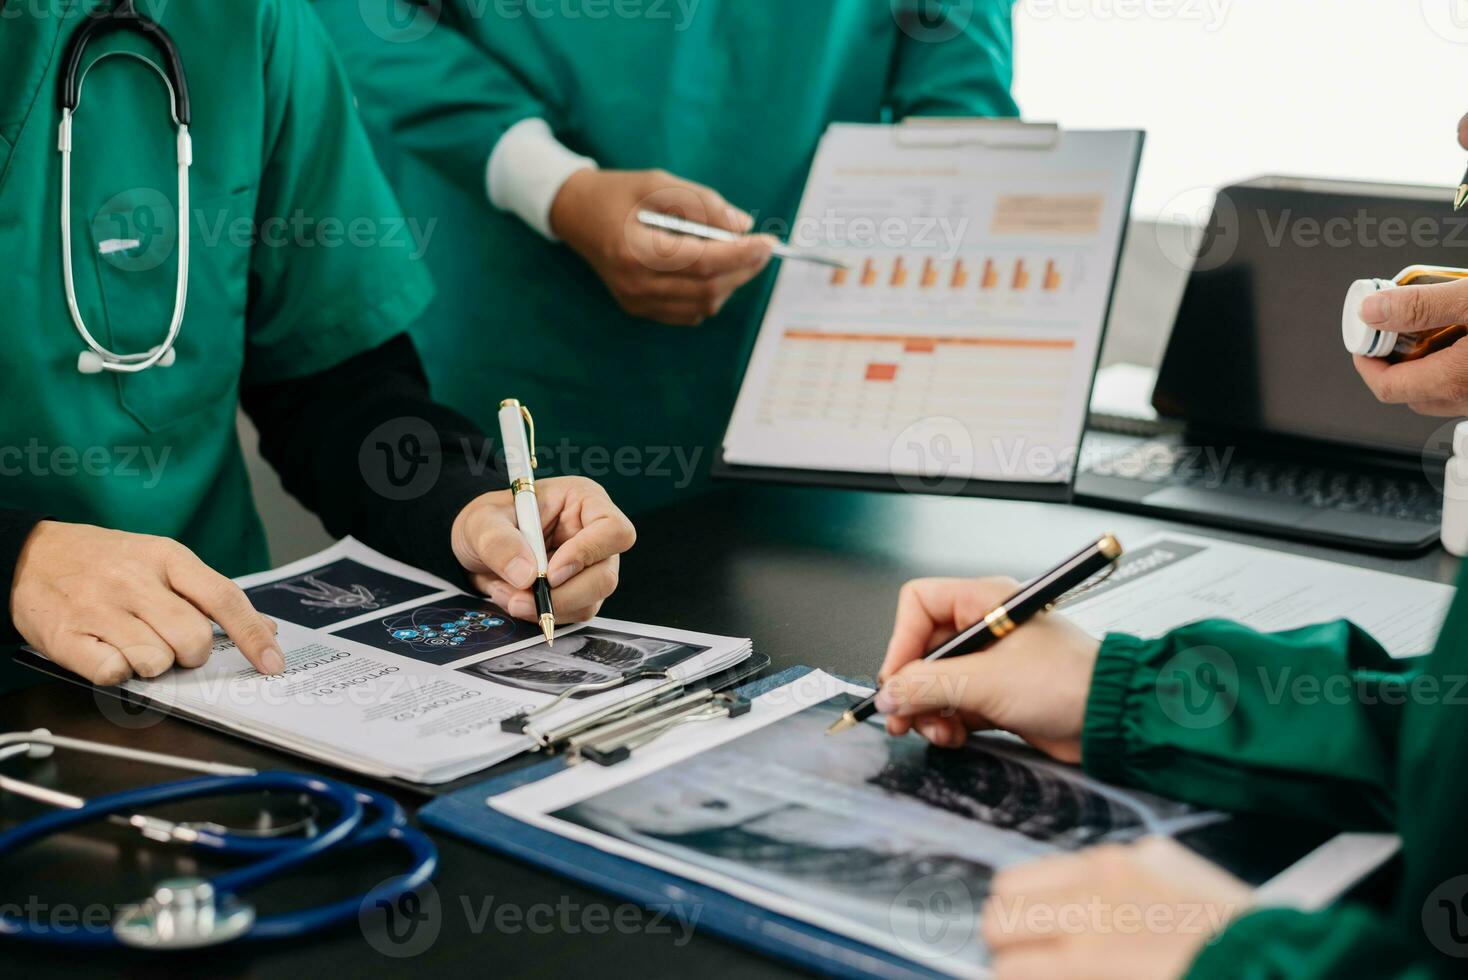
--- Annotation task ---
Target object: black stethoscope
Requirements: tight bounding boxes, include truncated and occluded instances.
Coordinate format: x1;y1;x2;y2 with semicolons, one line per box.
57;0;192;375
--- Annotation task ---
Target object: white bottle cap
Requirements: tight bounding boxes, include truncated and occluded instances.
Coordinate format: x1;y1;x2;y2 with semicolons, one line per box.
1341;278;1399;357
1443;456;1468;556
1455;420;1468;460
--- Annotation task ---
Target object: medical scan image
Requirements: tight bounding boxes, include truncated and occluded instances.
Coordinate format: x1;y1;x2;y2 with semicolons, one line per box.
552;694;1219;972
245;558;439;628
456;629;710;696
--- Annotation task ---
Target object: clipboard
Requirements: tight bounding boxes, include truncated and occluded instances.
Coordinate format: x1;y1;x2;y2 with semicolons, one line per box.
419;667;949;979
716;119;1145;506
419;664;1401;978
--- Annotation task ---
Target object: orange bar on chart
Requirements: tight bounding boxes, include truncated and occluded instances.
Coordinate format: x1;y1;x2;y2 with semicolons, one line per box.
1012;259;1031;291
1043;260;1062;291
830;265;849;287
981;258;999;290
865;363;899;382
860;258;878;286
921;258;938;288
890;257;908;287
904;338;937;354
951;259;968;289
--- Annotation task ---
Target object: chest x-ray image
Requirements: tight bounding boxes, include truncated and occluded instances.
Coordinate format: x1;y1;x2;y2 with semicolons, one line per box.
457;628;710;696
552;693;1218;975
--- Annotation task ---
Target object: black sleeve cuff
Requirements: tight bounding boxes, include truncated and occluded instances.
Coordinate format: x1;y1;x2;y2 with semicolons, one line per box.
241;333;508;589
0;511;47;646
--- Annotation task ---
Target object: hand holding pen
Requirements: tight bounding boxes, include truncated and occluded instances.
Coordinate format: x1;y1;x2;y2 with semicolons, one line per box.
834;536;1122;763
450;411;636;634
1457;111;1468;210
551;169;776;327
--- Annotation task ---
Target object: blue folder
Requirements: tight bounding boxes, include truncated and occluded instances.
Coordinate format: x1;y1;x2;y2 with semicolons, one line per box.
418;666;954;980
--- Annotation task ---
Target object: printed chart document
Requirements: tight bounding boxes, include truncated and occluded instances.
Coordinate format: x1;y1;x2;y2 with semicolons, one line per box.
490;670;1390;979
723;122;1143;487
1058;532;1455;655
68;539;753;785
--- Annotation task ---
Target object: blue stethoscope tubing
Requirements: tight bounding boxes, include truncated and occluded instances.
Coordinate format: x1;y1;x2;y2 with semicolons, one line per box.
0;771;438;946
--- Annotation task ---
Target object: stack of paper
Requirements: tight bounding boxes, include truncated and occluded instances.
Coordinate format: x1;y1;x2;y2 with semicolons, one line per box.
109;539;754;784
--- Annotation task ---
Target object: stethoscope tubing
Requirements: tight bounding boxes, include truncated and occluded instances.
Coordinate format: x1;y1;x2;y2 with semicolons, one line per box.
57;0;192;375
0;772;440;946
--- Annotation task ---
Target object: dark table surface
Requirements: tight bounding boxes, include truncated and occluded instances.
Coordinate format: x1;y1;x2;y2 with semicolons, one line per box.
1;484;1459;978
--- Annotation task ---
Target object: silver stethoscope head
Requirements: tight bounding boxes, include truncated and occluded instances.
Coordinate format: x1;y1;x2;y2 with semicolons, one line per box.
59;21;192;376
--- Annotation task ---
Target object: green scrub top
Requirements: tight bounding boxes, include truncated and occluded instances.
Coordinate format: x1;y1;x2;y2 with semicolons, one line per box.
0;0;433;576
1083;564;1468;976
311;0;1018;513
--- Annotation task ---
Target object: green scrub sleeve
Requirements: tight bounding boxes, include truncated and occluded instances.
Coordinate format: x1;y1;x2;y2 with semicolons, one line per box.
1081;619;1425;831
309;0;550;192
1187;905;1443;980
885;0;1020;119
244;0;437;385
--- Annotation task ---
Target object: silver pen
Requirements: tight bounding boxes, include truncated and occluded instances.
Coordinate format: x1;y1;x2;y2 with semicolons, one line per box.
636;210;851;270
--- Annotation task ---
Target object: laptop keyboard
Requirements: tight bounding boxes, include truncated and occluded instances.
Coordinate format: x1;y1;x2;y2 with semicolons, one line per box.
1081;443;1443;524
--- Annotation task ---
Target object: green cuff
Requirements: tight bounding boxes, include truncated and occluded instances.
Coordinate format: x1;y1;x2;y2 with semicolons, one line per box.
1186;907;1295;980
1081;632;1152;784
1184;903;1424;980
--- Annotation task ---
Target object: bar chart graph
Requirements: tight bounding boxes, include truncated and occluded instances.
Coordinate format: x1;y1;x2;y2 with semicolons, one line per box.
722;124;1141;483
829;254;1072;296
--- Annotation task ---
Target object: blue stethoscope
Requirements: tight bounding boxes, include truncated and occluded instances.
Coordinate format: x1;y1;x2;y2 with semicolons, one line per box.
58;0;191;375
0;731;438;949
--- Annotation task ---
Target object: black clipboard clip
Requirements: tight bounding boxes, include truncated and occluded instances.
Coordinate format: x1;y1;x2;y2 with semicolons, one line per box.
894;117;1061;150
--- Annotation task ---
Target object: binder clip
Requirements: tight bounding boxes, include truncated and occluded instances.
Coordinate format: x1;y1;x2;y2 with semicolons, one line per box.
499;667;685;746
569;690;751;767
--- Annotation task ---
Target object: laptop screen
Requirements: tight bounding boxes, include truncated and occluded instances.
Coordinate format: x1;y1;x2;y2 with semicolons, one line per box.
1152;179;1462;460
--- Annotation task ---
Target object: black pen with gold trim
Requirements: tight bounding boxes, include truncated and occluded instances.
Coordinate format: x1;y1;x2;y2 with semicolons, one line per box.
1456;160;1468;211
826;533;1124;735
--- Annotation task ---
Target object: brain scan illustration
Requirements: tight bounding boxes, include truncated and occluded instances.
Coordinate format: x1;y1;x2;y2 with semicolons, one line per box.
380;607;516;656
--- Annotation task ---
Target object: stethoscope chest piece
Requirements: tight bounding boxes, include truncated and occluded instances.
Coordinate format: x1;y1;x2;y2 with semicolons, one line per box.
113;877;256;950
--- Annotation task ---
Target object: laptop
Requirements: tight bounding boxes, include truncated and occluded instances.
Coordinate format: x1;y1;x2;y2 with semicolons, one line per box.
1075;177;1457;556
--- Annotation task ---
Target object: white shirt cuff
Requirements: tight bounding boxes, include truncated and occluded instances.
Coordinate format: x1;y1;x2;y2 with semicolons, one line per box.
486;118;598;241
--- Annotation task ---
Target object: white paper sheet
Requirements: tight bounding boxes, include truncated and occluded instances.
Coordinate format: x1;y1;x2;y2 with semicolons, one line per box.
1060;532;1455;656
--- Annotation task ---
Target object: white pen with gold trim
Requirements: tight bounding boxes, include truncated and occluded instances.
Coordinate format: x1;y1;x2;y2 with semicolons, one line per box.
498;399;555;645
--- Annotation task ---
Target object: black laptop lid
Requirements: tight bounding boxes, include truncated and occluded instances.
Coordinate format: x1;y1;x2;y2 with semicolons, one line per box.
1152;178;1462;461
